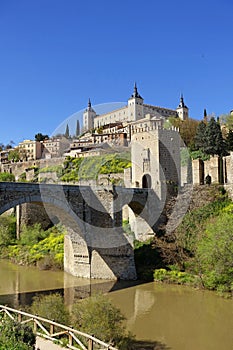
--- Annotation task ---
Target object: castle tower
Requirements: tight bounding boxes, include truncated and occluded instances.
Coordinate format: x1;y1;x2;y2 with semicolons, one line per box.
176;94;189;121
127;83;144;121
83;98;96;131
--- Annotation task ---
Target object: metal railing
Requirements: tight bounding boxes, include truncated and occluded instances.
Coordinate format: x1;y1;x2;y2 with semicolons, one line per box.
0;304;118;350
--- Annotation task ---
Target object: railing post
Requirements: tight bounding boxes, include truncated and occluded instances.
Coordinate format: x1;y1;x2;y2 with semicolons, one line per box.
33;319;37;333
69;333;73;346
50;323;54;335
88;338;94;350
18;313;22;323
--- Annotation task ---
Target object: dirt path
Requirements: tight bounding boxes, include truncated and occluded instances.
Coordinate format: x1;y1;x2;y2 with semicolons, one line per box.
35;336;66;350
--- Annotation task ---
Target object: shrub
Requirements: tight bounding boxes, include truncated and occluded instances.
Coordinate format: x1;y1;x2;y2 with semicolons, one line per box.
0;317;35;349
195;212;233;293
0;172;15;182
0;214;16;246
175;197;231;254
30;293;70;326
71;293;133;348
20;223;47;246
3;224;65;269
153;268;197;285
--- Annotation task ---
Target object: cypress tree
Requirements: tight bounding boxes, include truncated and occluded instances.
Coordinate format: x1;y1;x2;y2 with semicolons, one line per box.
76;120;80;137
65;124;70;138
194;121;207;151
226;129;233;152
204;117;226;156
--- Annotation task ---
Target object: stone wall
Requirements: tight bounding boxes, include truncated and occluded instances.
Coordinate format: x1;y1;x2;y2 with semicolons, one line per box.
1;158;64;180
204;156;220;183
192;152;233;186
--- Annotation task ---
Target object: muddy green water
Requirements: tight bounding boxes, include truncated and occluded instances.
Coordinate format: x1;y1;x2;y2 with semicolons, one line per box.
0;260;232;350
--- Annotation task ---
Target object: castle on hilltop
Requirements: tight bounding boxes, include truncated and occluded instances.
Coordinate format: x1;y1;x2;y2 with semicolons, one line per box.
83;84;189;131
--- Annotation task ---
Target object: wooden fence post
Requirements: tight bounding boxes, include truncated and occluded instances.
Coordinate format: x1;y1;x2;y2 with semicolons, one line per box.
50;324;54;335
18;313;22;323
33;320;37;333
88;338;94;350
69;333;73;346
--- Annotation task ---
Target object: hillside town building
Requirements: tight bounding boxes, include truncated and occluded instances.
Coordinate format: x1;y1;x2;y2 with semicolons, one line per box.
18;140;42;161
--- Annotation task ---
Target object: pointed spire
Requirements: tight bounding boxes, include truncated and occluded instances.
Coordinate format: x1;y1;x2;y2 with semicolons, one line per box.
178;93;187;108
134;82;138;96
131;82;143;99
85;98;95;112
180;93;184;107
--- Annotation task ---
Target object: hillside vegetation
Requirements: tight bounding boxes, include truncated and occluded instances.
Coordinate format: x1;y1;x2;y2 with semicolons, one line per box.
0;218;65;270
59;152;131;182
136;185;233;295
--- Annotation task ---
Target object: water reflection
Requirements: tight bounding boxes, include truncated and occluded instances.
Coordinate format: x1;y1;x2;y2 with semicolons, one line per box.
0;259;138;308
109;282;233;350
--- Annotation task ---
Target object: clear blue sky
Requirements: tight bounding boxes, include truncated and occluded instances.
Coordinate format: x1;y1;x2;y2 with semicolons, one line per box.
0;0;233;145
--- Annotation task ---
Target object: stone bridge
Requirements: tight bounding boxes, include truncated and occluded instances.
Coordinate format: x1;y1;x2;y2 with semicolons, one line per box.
0;182;164;280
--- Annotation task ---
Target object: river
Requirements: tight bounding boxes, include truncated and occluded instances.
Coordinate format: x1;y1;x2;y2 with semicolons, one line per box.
0;260;232;350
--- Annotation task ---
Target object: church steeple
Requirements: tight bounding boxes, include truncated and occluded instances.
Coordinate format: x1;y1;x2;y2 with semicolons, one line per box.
83;98;96;131
85;98;94;112
128;83;144;121
88;98;91;109
178;93;187;108
131;82;143;99
134;82;138;96
176;93;189;120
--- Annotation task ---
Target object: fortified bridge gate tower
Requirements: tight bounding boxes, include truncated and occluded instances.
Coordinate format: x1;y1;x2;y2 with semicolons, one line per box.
129;126;181;239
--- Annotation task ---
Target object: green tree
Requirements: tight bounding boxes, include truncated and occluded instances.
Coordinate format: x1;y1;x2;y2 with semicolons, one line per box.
35;133;48;141
75;120;80;137
8;148;20;162
204;117;226;156
194;121;207;152
167;117;199;148
226;129;233;151
219;113;233;130
0;214;16;246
